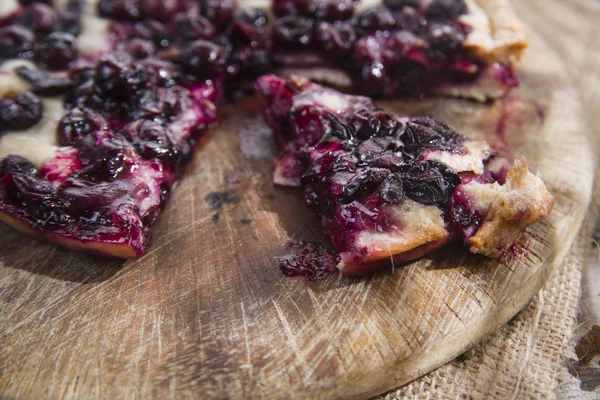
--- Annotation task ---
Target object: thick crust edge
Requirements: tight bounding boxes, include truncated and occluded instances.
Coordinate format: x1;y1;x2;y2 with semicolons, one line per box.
462;0;529;66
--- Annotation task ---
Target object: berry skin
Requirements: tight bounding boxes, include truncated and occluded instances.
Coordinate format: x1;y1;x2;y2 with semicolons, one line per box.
0;91;43;132
56;107;108;147
34;32;78;71
16;3;56;35
0;26;35;59
273;15;314;48
313;21;356;57
172;14;216;43
177;40;225;81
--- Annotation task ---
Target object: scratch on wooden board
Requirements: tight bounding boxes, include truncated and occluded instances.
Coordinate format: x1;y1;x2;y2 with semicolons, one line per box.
240;302;254;377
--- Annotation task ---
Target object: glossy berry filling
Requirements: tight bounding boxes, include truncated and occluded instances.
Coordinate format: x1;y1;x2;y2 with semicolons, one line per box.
257;75;514;273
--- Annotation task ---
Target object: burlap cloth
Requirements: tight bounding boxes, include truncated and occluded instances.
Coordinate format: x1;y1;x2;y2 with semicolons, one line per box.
375;184;599;399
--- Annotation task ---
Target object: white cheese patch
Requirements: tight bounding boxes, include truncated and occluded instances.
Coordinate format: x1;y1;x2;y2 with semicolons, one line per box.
424;139;491;174
292;89;350;114
0;61;64;167
355;0;383;12
0;0;19;19
239;0;270;9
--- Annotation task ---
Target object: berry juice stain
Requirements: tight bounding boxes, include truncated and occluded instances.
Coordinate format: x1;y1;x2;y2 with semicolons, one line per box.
279;241;339;281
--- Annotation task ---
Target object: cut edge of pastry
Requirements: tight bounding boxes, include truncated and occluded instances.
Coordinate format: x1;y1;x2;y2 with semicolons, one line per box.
0;210;141;259
461;0;529;67
464;157;555;257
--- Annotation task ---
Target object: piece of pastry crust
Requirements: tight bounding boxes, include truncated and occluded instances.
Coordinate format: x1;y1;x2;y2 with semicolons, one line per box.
461;0;529;67
464;158;555;256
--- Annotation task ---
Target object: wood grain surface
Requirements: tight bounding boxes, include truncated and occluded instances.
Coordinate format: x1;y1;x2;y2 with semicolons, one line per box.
0;5;596;400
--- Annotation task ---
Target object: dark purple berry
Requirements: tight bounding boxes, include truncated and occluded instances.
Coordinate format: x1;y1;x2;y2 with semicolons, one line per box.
273;0;354;21
34;32;78;71
402;117;464;154
92;52;148;113
177;40;225;80
0;26;35;59
273;15;313;48
16;3;56;35
140;0;180;21
200;0;237;28
120;38;156;59
172;14;216;43
54;9;81;36
15;66;73;96
120;120;179;163
426;22;465;61
134;20;168;48
239;48;272;78
0;155;38;179
97;0;142;21
229;8;269;46
56;107;108;146
424;0;467;19
314;21;356;57
18;0;54;5
356;6;396;33
348;107;400;140
384;0;422;10
8;173;54;205
393;8;425;33
379;173;405;204
402;160;460;205
339;168;389;204
77;134;138;182
0;91;43;131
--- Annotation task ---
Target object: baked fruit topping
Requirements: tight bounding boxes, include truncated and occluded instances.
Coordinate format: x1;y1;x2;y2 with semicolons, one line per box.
257;75;554;275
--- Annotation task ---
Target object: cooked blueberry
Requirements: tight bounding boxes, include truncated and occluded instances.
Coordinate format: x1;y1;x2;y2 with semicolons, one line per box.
402;160;460;205
273;16;313;48
426;22;465;61
8;173;54;206
348;108;400;140
200;0;237;28
384;0;422;10
229;8;269;46
0;92;43;131
131;87;182;124
15;66;73;96
314;21;356;57
140;0;179;21
379;173;405;204
97;0;142;20
77;134;138;182
424;0;467;19
0;26;35;59
356;137;404;170
92;52;148;113
57;107;108;146
273;0;354;21
121;120;179;163
134;20;168;48
172;14;216;43
120;38;156;59
18;0;54;5
34;32;78;71
323;113;355;143
16;3;56;35
356;6;396;33
402;116;464;154
54;9;81;36
177;40;225;80
0;155;38;179
393;8;425;33
339;168;389;204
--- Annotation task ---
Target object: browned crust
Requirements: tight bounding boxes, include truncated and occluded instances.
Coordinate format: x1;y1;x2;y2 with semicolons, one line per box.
462;0;529;66
467;158;555;256
0;210;139;259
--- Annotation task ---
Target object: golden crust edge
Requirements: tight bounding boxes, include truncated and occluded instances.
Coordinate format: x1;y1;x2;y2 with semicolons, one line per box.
463;0;529;66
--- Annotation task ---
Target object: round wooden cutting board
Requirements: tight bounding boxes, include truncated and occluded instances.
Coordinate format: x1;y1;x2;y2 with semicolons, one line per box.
0;29;595;400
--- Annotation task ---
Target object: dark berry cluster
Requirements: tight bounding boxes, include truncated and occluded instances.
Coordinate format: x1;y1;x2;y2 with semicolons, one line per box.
270;0;470;96
0;1;82;70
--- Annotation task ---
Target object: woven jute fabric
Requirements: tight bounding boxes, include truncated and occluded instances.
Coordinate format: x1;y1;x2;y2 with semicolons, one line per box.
376;206;597;399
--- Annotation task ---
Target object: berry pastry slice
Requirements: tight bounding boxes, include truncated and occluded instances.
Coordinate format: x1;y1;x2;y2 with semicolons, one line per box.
257;75;554;275
266;0;527;100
